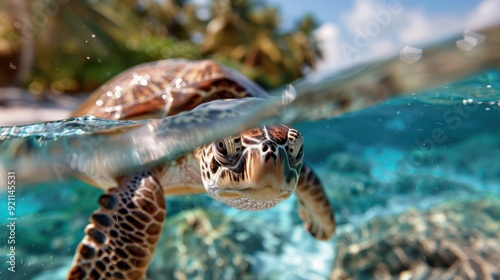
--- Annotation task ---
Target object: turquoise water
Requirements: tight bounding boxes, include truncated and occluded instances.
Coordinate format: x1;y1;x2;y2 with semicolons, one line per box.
1;69;500;279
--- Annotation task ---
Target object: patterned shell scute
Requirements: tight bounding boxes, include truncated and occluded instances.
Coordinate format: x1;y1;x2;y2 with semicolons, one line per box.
71;59;269;121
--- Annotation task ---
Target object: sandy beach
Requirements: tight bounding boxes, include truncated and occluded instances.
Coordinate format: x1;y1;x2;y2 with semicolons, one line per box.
0;88;87;126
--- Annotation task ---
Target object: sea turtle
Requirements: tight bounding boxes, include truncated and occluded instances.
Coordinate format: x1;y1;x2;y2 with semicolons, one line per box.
67;59;335;279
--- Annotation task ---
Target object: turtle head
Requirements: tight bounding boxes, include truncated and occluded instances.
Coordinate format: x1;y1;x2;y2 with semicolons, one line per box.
198;125;304;210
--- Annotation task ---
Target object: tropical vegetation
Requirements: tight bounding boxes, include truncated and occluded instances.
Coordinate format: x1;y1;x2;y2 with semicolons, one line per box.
0;0;322;93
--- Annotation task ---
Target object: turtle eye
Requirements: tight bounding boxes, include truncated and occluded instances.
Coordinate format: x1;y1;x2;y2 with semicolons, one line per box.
216;140;227;155
213;137;242;165
286;129;304;166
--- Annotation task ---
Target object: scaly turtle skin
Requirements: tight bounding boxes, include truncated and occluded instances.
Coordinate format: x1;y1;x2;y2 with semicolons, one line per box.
67;59;335;280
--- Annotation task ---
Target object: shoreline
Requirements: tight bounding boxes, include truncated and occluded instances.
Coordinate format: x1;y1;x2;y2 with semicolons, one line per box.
0;87;87;126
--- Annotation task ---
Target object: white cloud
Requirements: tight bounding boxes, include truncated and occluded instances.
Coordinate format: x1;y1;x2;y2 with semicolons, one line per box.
335;0;409;66
341;0;387;33
314;23;346;71
396;0;500;46
466;0;500;29
313;0;500;73
396;11;461;46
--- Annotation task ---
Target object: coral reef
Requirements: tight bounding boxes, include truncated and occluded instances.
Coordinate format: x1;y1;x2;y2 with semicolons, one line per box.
148;209;258;279
330;196;500;279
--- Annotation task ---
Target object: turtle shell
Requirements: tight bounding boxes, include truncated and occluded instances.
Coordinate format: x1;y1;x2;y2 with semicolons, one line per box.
71;59;269;120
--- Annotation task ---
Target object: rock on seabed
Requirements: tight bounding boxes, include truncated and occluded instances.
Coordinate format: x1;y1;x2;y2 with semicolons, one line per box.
330;196;500;279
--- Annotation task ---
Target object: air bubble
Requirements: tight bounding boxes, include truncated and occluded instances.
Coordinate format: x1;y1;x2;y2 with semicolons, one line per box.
400;46;422;64
456;29;485;51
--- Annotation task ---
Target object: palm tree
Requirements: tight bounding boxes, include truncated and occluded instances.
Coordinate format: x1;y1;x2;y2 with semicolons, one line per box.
2;0;200;91
199;0;322;88
0;0;321;91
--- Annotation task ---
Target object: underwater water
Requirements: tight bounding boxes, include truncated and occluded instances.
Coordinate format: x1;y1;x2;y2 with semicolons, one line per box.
1;69;500;279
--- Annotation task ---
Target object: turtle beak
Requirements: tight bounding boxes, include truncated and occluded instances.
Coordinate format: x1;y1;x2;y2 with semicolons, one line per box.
225;141;300;202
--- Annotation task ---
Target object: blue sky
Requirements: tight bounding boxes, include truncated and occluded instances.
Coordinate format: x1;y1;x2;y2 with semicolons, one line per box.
265;0;500;72
267;0;479;27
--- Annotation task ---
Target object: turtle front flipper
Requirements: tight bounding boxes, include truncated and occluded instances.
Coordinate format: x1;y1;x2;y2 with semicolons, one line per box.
68;170;166;280
295;165;335;240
